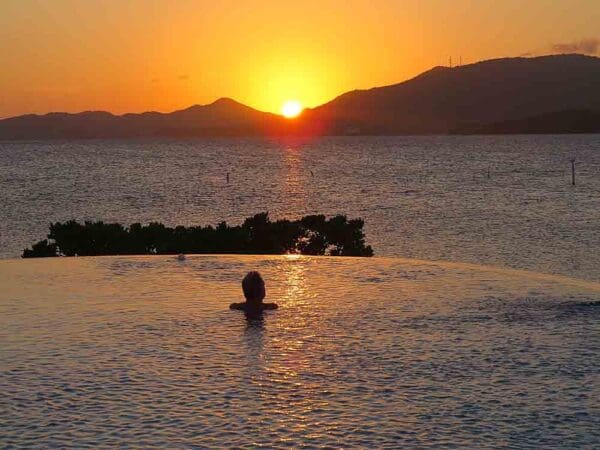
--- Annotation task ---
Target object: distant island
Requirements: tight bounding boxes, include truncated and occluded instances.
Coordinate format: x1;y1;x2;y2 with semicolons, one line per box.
2;54;600;139
22;213;374;258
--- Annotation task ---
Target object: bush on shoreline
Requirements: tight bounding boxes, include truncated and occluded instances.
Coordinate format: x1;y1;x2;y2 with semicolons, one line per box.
22;213;374;258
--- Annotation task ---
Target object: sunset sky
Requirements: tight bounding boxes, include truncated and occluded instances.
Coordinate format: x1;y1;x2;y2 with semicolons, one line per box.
1;0;599;118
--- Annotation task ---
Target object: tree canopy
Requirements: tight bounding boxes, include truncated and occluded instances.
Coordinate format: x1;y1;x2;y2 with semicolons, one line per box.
22;213;374;258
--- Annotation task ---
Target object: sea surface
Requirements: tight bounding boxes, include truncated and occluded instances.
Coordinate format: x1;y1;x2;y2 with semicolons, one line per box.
1;255;599;448
1;135;600;280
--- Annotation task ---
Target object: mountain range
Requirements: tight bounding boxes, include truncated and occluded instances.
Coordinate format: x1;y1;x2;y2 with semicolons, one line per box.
1;54;599;140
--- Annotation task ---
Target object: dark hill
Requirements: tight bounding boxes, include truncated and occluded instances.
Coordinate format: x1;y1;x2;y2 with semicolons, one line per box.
454;109;600;134
297;54;600;134
0;98;286;140
1;54;600;139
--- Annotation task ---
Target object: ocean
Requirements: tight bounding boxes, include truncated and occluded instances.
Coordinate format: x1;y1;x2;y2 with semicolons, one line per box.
1;135;599;280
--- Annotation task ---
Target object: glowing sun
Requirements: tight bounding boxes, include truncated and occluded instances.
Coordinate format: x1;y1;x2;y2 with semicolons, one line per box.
281;100;303;118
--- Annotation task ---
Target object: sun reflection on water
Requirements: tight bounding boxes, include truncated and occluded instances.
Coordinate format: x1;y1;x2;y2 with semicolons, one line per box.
282;146;310;213
262;257;316;394
281;257;309;307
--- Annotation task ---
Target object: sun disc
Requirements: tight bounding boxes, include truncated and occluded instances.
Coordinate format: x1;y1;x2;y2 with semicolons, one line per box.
281;100;303;118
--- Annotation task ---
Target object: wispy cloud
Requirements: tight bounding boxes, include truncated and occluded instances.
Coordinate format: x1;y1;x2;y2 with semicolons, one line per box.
178;74;189;81
552;38;599;55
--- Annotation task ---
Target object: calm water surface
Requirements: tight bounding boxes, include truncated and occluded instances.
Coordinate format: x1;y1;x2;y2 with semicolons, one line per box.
1;135;600;279
1;255;599;448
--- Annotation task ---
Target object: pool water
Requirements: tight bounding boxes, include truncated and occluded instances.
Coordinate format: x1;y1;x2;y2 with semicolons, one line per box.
1;255;599;448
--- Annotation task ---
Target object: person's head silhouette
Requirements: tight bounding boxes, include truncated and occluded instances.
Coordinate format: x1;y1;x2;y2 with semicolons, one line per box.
242;271;266;305
230;271;278;313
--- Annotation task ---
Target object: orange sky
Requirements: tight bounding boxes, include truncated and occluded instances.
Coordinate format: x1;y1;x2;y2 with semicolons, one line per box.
1;0;599;118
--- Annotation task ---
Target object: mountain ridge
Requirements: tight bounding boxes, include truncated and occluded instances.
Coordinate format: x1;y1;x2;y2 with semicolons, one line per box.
1;54;600;139
300;53;600;135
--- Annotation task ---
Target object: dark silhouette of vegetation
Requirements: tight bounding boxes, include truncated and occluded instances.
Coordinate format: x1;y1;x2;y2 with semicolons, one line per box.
22;213;374;258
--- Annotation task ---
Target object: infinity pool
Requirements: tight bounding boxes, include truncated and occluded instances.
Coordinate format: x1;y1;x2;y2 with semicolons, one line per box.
1;256;599;448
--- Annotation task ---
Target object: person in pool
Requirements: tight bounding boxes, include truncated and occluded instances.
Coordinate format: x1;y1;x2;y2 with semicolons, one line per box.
230;271;278;313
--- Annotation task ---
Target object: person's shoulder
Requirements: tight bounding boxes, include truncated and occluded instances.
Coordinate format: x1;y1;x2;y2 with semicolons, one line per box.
230;302;278;311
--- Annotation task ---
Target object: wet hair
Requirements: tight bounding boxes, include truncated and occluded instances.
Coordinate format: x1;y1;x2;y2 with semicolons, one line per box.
242;271;266;303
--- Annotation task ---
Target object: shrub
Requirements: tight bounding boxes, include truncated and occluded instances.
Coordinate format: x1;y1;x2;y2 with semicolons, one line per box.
22;213;374;258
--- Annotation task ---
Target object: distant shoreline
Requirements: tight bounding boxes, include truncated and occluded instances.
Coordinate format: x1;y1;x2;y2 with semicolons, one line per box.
1;54;599;140
2;131;600;144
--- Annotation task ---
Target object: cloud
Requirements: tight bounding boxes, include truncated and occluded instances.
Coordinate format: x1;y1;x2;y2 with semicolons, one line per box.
178;74;189;81
552;38;599;55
